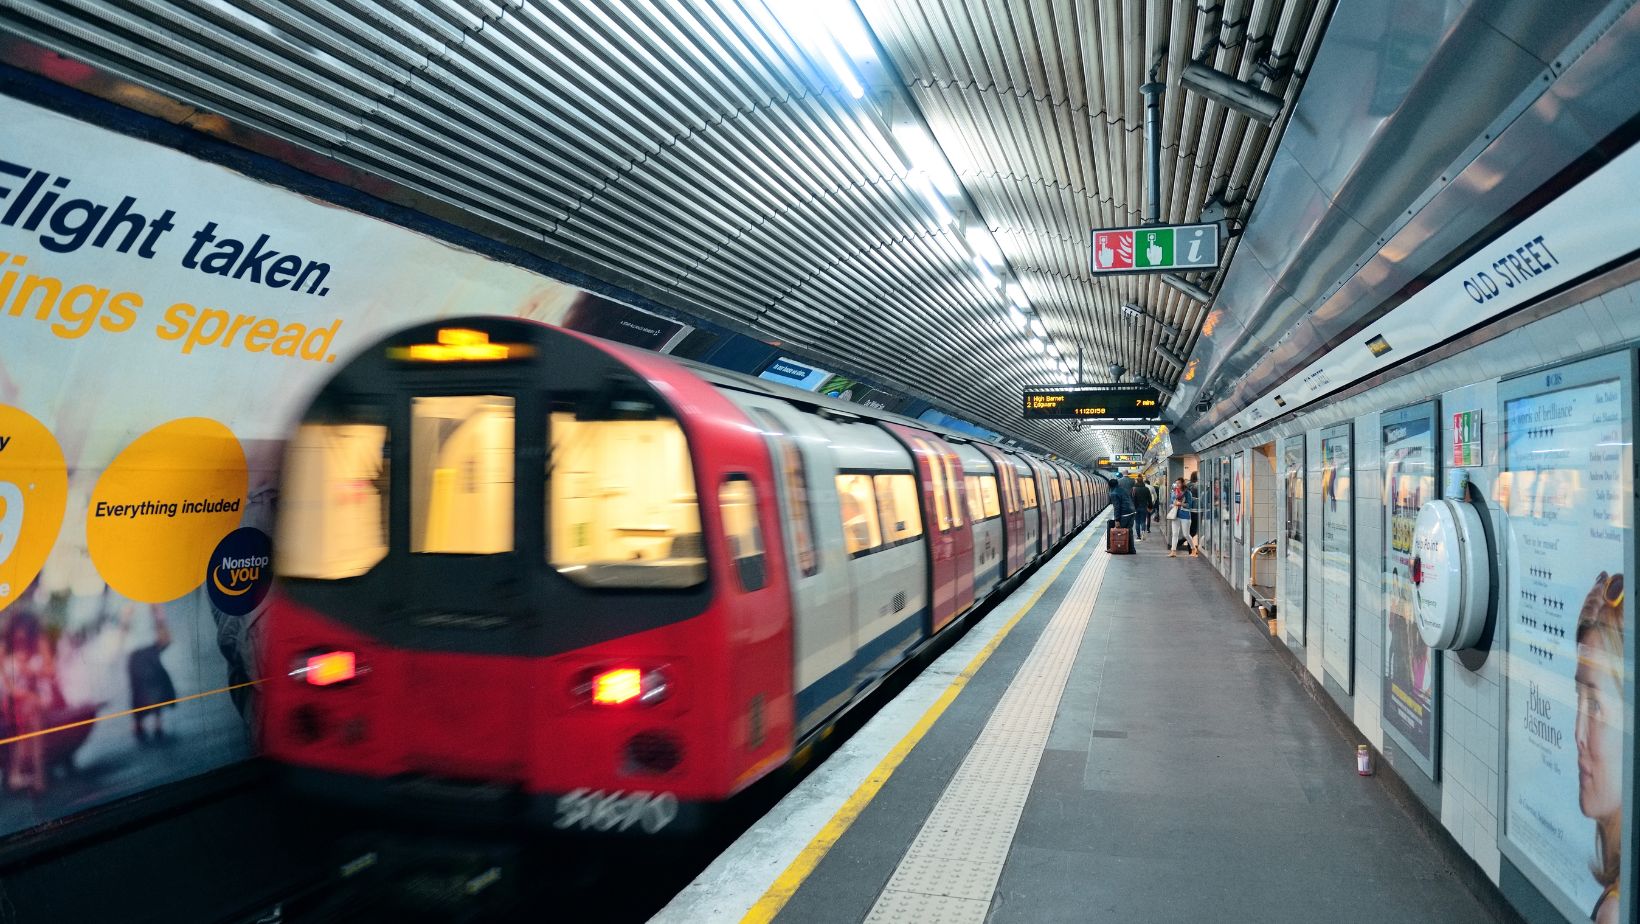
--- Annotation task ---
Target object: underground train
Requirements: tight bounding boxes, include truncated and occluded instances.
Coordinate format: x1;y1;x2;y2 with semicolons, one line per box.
260;317;1108;834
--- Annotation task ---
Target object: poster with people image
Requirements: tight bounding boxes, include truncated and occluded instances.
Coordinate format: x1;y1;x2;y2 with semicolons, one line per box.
1320;425;1354;692
1501;356;1631;924
1283;436;1306;646
1382;405;1439;777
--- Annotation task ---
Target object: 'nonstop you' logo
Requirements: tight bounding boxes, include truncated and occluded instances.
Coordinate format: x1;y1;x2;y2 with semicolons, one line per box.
206;527;273;616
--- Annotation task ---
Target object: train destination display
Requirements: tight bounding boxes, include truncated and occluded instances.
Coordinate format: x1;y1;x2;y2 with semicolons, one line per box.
1023;384;1163;420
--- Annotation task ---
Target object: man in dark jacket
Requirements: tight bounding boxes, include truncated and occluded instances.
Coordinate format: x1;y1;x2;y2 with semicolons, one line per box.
1131;477;1152;541
1108;476;1135;545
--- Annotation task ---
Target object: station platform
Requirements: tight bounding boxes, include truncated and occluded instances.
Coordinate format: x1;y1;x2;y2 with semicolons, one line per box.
657;518;1507;924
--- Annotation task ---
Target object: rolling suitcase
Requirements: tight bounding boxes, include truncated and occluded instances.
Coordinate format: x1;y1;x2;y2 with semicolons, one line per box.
1106;525;1133;555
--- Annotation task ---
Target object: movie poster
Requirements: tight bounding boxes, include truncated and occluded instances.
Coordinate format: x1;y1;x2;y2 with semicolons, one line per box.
1283;435;1306;646
1382;406;1439;775
0;96;667;838
1502;363;1631;923
1320;426;1354;691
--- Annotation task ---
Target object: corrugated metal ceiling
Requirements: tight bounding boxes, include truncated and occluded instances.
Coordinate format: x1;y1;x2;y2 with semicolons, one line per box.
0;0;1334;463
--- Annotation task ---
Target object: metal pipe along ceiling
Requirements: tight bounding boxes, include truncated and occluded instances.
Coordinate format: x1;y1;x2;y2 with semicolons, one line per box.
0;0;1330;462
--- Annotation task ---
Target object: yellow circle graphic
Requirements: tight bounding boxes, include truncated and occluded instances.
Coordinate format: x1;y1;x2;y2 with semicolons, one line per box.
0;406;70;615
87;418;247;603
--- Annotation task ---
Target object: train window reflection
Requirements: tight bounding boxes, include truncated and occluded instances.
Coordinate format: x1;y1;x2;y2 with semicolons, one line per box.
1021;475;1038;509
549;411;704;589
964;475;984;522
719;476;766;591
411;396;515;554
277;418;389;579
875;474;924;544
836;474;883;555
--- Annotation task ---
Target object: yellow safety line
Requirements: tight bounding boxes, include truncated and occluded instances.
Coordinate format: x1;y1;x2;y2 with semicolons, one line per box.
0;679;263;748
740;531;1094;924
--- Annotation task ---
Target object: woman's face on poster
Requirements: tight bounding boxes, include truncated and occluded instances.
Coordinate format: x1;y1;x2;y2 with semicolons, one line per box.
1576;641;1625;820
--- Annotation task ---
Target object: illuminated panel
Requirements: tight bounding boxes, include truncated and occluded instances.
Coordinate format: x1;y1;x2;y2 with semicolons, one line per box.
387;328;536;362
1022;384;1164;420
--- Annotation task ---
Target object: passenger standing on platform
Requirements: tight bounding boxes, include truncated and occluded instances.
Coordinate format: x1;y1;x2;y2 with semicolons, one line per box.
1166;477;1188;558
1576;571;1625;924
128;607;176;745
1131;477;1151;541
1108;476;1135;545
1187;472;1202;557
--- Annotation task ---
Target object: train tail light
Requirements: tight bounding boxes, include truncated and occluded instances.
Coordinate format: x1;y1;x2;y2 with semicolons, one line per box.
584;666;670;706
291;650;359;686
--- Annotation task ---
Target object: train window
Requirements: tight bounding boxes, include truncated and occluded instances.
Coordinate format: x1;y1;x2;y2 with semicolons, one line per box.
548;411;705;589
751;410;818;577
964;475;984;522
1000;465;1019;514
411;395;514;554
922;441;952;532
718;476;766;591
943;453;964;528
276;416;389;579
874;474;924;544
1021;475;1038;509
979;475;1001;519
1051;477;1062;503
835;474;883;555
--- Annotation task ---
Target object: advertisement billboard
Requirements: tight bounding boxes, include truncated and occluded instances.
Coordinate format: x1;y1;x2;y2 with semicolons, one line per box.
1381;403;1440;778
1283;435;1306;646
1320;424;1354;694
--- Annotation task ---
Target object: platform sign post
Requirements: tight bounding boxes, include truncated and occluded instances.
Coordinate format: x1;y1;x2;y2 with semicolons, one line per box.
1090;222;1220;275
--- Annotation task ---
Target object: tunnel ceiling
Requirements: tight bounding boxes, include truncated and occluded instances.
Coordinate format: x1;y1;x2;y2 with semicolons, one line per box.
0;0;1334;464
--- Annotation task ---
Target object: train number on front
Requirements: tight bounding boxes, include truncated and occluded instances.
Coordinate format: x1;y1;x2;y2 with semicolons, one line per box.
553;788;679;833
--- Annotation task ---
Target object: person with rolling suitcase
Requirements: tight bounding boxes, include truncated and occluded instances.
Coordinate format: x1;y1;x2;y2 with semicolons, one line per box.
1107;476;1135;554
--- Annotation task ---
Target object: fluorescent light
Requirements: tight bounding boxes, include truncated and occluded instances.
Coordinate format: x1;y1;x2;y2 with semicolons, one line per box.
1121;303;1143;320
1029;318;1046;338
908;172;955;226
1046;342;1060;357
821;3;877;60
1157;343;1187;368
1008;305;1028;329
965;227;1003;264
1161;274;1213;303
1179;61;1283;124
892;124;960;196
974;257;1001;290
1006;284;1029;309
1030;336;1046;353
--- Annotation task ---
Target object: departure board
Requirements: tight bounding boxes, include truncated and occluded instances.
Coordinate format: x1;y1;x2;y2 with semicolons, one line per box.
1022;384;1163;420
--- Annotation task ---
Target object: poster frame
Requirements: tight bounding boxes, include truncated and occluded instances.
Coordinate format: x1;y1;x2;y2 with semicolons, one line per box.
1319;421;1355;696
1496;348;1636;924
1380;400;1442;782
1283;433;1308;648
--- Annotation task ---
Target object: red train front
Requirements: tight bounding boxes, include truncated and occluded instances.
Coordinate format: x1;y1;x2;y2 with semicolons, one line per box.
261;317;794;833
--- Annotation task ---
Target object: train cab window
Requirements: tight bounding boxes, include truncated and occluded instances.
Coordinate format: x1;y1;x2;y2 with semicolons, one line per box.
836;474;883;555
874;474;923;544
411;395;514;554
548;411;705;589
277;415;389;579
979;475;1001;519
964;474;984;523
1021;475;1038;509
718;476;766;591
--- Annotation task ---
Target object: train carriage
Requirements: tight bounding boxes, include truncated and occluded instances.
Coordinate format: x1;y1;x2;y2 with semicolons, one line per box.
262;317;1103;833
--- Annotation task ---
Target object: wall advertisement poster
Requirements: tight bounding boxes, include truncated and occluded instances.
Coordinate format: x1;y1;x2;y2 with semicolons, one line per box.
1283;435;1306;647
1233;451;1246;543
1500;352;1633;924
1217;456;1231;573
1320;424;1355;693
1382;403;1440;778
0;97;686;839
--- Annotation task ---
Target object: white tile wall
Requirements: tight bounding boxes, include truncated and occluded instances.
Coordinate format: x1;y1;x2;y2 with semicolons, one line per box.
1195;277;1640;892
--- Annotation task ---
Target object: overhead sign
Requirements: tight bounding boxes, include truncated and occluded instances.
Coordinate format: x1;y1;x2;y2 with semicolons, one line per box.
1023;384;1163;420
1090;222;1220;275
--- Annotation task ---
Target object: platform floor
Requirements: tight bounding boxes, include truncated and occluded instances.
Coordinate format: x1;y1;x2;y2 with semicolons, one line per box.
660;521;1504;924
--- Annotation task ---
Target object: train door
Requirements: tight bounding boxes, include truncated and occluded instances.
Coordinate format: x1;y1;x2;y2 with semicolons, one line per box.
743;403;854;734
979;445;1026;578
881;424;974;632
1011;453;1043;559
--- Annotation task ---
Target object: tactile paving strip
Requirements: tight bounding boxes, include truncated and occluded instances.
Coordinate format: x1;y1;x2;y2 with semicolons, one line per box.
863;544;1110;923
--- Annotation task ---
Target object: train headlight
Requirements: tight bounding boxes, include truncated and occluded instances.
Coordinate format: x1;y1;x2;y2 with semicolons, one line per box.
581;666;669;706
290;649;362;686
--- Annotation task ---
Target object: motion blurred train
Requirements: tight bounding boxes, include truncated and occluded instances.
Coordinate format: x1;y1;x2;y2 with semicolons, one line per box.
260;317;1107;834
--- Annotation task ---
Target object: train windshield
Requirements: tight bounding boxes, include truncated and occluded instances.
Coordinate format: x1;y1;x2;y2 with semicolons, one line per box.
277;404;390;580
410;395;516;554
548;410;705;589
